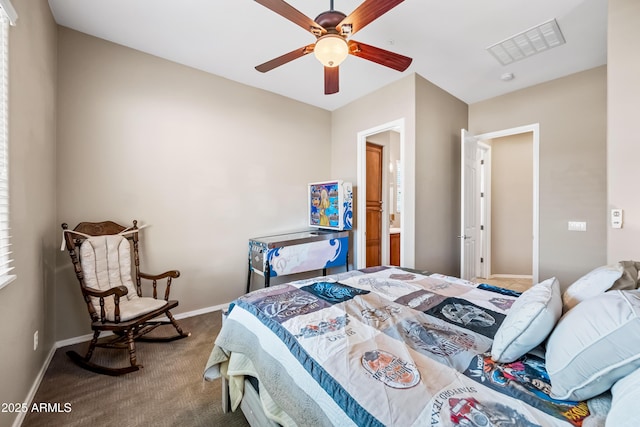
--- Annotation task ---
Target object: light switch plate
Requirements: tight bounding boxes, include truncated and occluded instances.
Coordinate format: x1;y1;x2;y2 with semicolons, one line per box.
568;221;587;231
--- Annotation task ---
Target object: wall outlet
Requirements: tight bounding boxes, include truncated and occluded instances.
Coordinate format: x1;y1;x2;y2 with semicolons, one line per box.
611;209;623;228
33;330;38;351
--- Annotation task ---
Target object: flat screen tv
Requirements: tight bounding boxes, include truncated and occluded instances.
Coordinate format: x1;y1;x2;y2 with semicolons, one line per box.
308;180;353;231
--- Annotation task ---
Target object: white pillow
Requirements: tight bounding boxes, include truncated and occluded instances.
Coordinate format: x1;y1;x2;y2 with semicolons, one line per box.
562;264;624;312
546;290;640;401
607;367;640;427
491;277;561;363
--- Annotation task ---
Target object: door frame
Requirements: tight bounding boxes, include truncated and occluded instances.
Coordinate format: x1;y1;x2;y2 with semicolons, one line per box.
474;124;539;284
357;118;414;269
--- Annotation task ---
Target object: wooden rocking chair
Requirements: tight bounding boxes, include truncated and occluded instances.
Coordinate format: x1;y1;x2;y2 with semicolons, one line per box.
61;220;190;376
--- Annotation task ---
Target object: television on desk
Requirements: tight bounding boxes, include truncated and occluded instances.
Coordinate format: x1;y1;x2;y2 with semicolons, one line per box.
308;180;353;231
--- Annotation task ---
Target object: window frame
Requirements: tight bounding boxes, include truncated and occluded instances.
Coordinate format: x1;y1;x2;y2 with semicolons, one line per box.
0;1;16;291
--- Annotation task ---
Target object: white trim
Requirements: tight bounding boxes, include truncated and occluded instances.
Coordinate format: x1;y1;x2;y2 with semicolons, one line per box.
0;273;15;290
55;302;231;348
174;302;229;319
0;10;13;289
0;0;17;25
55;331;111;348
157;302;230;322
475;124;540;284
16;301;232;427
356;118;415;269
11;346;56;427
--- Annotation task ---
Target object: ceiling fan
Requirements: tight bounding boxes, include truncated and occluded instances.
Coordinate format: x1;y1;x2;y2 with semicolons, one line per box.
254;0;412;95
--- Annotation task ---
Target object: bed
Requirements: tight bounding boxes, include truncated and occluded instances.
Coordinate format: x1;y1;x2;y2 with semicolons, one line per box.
204;265;640;426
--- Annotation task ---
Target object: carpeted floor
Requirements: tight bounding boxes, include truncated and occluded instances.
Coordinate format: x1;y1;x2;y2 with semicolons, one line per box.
22;310;249;427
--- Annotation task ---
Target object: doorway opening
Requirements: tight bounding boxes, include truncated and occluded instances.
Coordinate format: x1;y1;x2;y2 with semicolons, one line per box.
461;124;539;285
365;141;384;267
357;119;415;269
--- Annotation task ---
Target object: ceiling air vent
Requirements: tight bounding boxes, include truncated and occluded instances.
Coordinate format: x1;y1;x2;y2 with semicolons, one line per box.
487;19;566;66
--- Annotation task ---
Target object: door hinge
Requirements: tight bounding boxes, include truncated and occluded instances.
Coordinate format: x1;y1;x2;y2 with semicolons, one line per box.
480;257;484;263
480;159;485;165
480;225;484;231
480;192;484;197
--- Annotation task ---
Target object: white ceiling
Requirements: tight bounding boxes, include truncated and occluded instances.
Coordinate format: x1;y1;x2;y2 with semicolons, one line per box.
47;0;607;111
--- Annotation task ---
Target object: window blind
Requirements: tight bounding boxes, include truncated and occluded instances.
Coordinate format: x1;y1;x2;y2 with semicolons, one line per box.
0;7;14;290
0;0;17;26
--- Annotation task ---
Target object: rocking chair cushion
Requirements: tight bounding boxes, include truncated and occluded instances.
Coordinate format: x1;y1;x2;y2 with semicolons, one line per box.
62;220;189;375
105;297;168;322
80;235;140;316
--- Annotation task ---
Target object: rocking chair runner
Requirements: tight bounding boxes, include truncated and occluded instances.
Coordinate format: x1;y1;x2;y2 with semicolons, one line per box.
61;220;190;376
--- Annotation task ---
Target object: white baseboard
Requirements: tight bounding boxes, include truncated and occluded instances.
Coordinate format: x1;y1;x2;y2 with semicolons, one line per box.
55;331;108;348
12;345;56;427
155;302;229;323
54;302;230;348
17;302;231;427
172;302;229;320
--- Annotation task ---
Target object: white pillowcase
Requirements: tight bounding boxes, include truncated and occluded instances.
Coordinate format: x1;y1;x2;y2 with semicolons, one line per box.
491;277;561;363
546;290;640;401
607;367;640;427
562;264;624;312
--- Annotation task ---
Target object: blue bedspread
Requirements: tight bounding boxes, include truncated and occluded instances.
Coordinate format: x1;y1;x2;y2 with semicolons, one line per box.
207;267;590;426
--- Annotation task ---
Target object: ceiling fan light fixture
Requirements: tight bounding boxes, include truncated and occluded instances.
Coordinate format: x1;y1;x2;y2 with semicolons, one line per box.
314;34;348;67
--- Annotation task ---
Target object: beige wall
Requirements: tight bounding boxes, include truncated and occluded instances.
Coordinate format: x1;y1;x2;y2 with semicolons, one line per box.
331;75;416;267
0;1;58;426
607;0;640;262
415;75;468;275
470;66;607;288
490;133;533;275
55;28;332;340
331;74;467;274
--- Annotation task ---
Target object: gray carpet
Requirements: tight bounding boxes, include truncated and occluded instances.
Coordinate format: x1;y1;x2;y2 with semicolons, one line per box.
22;310;249;427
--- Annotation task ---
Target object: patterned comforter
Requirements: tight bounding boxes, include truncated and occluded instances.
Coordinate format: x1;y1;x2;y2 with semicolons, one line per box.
204;267;592;426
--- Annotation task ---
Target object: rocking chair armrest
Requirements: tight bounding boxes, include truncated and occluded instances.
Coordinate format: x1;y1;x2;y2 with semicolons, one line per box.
139;270;180;281
83;285;129;298
138;270;180;300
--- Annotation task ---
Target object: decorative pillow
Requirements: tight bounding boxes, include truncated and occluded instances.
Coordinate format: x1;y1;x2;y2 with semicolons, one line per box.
606;367;640;427
491;277;561;363
546;290;640;401
562;264;624;312
610;260;640;291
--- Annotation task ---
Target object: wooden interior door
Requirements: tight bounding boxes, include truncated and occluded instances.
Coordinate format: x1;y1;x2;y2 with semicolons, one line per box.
366;142;383;267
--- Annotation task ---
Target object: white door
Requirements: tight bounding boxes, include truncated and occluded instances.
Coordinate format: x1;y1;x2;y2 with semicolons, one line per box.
460;129;480;280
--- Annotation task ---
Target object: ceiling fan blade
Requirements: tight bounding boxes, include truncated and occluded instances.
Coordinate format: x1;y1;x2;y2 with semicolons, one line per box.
255;44;315;73
324;66;339;95
338;0;405;37
348;40;412;71
254;0;326;36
